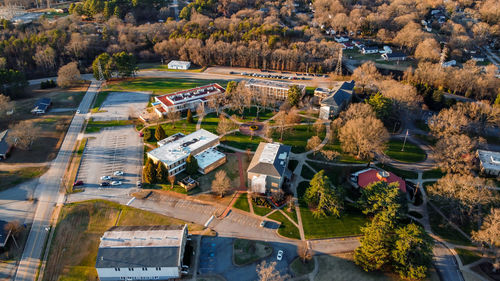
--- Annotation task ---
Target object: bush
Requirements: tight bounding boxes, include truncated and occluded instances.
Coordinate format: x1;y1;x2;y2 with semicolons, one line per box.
252;196;272;208
40;80;57;89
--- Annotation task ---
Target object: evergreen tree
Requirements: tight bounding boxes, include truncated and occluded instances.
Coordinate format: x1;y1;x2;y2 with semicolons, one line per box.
305;170;344;218
226;81;237;94
287;85;301;107
92;53;112;80
156;162;168;183
186;109;194;123
155;124;166;141
354;216;393;271
143;158;156;184
357;181;407;226
185;154;199;175
366;92;392;120
112;52;137;78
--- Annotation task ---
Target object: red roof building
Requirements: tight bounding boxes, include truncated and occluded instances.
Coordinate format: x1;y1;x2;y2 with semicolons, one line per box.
350;168;406;192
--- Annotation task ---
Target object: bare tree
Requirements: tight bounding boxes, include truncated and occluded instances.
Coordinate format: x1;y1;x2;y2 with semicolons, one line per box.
196;103;205;118
256;260;289;281
320;149;339;161
211;170;231;197
472;208;500;272
435;134;476;174
377;79;421;111
0;94;14;120
7;120;41;150
166;110;181;128
313;119;325;136
216;114;236;138
351;62;381;92
337;103;376;127
306;136;322;154
57;62;81;88
4;220;24;248
168;174;175;188
458;101;500;136
429;107;469;138
207;94;226;116
339;117;389;159
414;38;441;62
34;46;57;71
297;241;313;263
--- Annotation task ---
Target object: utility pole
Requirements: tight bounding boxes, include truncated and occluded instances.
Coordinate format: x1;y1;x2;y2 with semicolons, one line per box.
97;61;104;81
401;129;409;152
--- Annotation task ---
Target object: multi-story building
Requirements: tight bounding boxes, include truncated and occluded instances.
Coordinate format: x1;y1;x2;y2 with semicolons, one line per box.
147;129;226;176
247;142;291;194
315;80;355;120
95;225;189;281
154;84;225;117
245;79;306;101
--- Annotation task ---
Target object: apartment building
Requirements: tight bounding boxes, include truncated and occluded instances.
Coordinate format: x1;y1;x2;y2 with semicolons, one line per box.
245;79;306;101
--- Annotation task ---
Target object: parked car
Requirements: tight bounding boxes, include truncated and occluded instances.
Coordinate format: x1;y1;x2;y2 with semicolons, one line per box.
114;171;124;176
260;221;266;227
101;175;112;181
277;250;284;261
111;181;122;186
100;182;110;187
139;132;144;137
136;180;142;187
73;180;83;186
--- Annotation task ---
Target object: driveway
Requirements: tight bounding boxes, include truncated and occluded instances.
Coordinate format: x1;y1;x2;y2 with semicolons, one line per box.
433;242;464;281
92;91;150;121
199;237;297;281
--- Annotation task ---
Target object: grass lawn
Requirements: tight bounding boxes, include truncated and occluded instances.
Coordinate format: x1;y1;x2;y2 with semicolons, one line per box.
297;181;368;239
301;164;316;180
306;161;364;186
455;248;483;265
143;120;198;143
415;120;430;132
290;257;315;276
233;239;273;266
422;168;446;179
384;139;426;163
90;91;111;112
283;207;298;223
0;166;48;192
288;160;299;172
233;193;250;212
427;204;472;246
375;163;418;179
200;112;220;134
85;120;134;133
273;125;325;153
105;78;228;96
222;131;263;151
318;141;369;164
43;200;204;281
252;202;273;217
414;134;437;145
268;211;301;239
224;107;276;122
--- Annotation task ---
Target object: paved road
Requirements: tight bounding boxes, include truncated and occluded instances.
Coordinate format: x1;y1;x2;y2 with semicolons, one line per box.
13;80;100;281
433;242;465;281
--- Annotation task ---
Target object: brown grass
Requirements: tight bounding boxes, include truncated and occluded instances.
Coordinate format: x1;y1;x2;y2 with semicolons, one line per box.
0;166;48;192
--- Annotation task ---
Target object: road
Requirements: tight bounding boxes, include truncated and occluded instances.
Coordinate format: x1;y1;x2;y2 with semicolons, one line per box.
13;80;100;281
433;242;465;281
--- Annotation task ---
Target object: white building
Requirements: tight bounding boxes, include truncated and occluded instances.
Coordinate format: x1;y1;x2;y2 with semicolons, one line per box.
167;60;191;70
147;129;226;176
95;225;189;281
477;150;500;176
154;84;225;116
245;79;306;101
247;142;291;194
361;47;379;54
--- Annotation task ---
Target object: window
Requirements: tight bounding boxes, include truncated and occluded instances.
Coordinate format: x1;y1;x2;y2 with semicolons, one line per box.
128;268;134;271
120;277;125;280
271;182;278;187
154;277;159;280
115;268;121;271
156;267;161;271
142;267;147;271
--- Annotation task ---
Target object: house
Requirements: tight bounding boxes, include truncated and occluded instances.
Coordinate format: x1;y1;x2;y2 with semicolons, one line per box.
441;60;456;67
334;36;349;43
167;60;191;70
316;80;355;120
154;84;225;116
471;54;486;62
0;220;11;247
247;142;291;194
361;46;379;54
350;168;407;193
341;42;354;50
95;225;189;281
353;41;364;48
31;98;51;114
381;46;392;54
0;130;11;160
245;79;306;101
477;150;500;176
147;129;226;176
382;52;407;61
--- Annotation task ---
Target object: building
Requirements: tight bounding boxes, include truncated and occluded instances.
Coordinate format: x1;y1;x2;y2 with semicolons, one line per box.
0;220;11;247
147;129;226;176
245;79;306;101
341;42;354;50
382;52;407;61
95;225;189;281
154;84;225;116
361;46;379;54
247;142;291;194
31;98;51;114
316;80;355;120
0;130;11;160
471;54;486;62
381;46;392;54
441;60;457;67
477;150;500;176
167;60;191;70
350;168;406;193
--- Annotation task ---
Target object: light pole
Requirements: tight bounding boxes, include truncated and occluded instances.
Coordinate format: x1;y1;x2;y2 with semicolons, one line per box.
401;129;409;152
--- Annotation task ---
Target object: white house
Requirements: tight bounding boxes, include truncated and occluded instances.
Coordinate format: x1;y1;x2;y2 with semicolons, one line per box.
361;46;378;54
167;60;191;70
380;46;392;54
441;60;456;67
95;225;189;281
477;150;500;176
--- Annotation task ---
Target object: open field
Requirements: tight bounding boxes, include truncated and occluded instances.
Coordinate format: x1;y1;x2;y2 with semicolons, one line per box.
43;200;205;281
384;139;426;163
104;78;228;96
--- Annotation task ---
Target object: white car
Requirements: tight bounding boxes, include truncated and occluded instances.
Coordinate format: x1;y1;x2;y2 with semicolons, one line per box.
111;181;122;186
277;250;283;261
100;176;111;181
114;171;124;176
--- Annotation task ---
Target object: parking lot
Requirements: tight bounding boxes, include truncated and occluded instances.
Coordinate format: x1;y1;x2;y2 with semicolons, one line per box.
92;91;150;121
76;126;142;190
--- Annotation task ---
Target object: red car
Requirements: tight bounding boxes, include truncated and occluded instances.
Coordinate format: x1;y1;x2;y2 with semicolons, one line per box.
139;132;144;137
73;180;84;187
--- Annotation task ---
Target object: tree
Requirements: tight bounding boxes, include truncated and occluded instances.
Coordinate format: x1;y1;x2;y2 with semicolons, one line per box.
168;174;176;188
0;94;13;120
428;106;469;138
357;181;407;225
274;108;300;141
186;109;194;123
306;136;322;154
297;241;313;263
156;162;168;183
392;224;434;280
435;134;476;174
155;124;166;141
57;62;81;88
415;38;441;62
313;119;325;136
337;103;376;127
143;158;156;184
112;51;137;78
376;80;421;112
34;46;57;71
256;261;289;281
4;220;24;248
185;154;199;175
211;170;231;197
92;53;113;80
7;120;41;150
459;101;500;136
472;208;500;272
216;114;236;138
287;85;302;107
352;62;381;92
354;217;393;271
366;93;392;120
167;110;181;128
226;81;237;94
338;116;389;159
196;103;205;118
305;170;344;218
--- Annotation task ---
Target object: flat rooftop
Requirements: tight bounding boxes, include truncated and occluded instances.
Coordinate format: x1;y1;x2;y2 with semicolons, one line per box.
148;129;219;166
246;79;306;90
99;225;185;248
478;150;500;171
156;84;224;106
194;147;226;169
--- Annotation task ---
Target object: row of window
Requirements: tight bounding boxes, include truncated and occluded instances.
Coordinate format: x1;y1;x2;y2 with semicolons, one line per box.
119;276;160;280
114;267;162;272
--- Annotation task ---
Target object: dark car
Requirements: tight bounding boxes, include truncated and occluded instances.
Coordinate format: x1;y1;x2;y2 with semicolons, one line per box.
73;180;83;186
100;182;110;187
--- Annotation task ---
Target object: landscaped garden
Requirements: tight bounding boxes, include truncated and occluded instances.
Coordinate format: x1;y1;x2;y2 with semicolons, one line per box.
384;139;426;163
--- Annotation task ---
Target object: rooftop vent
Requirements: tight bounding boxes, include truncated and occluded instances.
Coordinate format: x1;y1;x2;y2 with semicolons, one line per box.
376;171;390;181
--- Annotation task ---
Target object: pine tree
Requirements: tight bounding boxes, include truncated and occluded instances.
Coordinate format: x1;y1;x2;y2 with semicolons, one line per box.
186;109;194;123
155;124;166;141
305;170;344;218
185;154;199;175
354;216;393;271
143;158;156;184
357;181;407;226
156;162;168;183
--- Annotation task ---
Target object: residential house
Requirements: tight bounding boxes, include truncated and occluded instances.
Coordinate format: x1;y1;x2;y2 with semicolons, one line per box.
349;168;406;193
471;54;486;62
0;129;11;160
381;46;392;54
247;142;291;194
361;46;379;54
477;150;500;176
95;225;189;281
315;80;355;120
31;98;51;114
147;129;226;176
154;84;225;116
341;42;354;50
167;60;191;70
334;36;349;43
245;79;306;101
441;60;456;67
382;52;407;61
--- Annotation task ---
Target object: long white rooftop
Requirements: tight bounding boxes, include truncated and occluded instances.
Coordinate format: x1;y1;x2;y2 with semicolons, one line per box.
99;228;184;248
